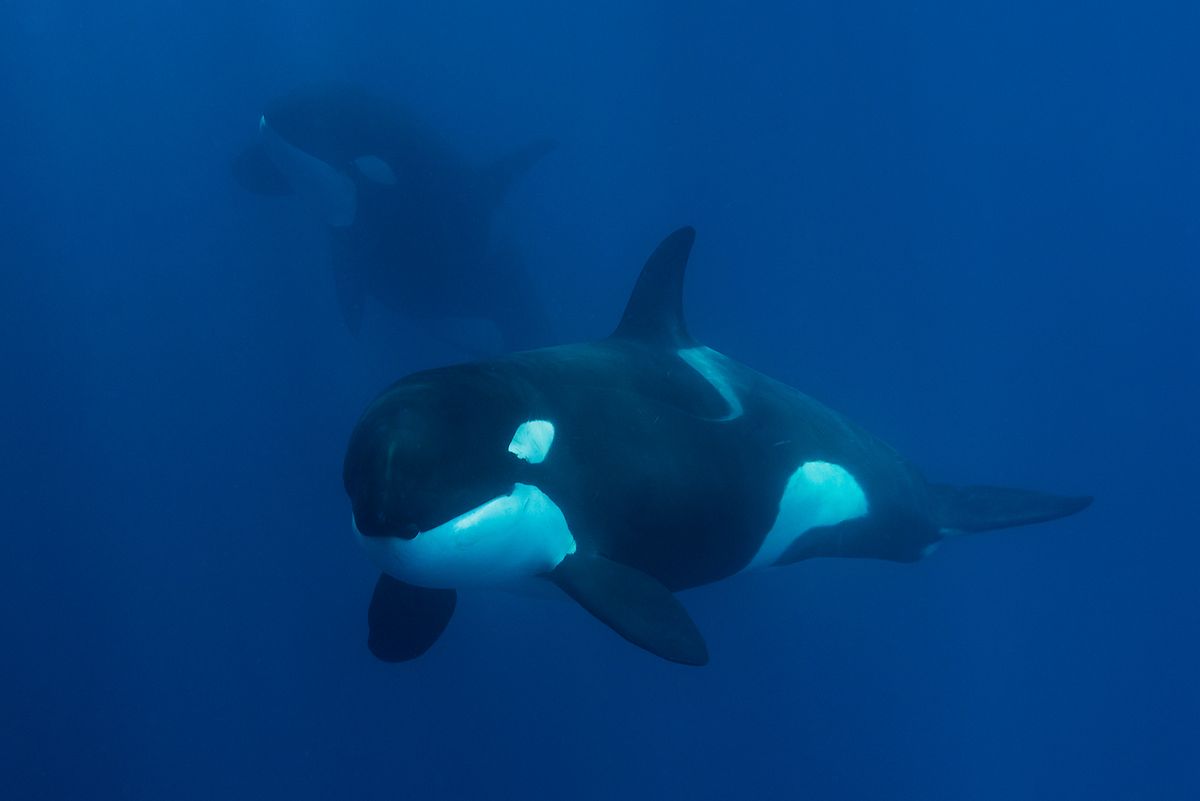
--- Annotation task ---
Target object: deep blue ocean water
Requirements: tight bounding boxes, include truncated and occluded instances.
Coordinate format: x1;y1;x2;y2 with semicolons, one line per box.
2;2;1197;799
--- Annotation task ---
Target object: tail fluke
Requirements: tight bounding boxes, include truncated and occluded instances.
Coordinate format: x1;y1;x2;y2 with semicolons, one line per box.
930;484;1092;533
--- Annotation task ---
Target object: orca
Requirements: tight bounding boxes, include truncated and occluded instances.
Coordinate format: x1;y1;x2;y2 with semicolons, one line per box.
343;227;1092;666
232;84;555;349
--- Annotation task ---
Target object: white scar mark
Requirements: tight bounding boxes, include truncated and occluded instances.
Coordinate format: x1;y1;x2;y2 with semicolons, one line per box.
678;347;744;421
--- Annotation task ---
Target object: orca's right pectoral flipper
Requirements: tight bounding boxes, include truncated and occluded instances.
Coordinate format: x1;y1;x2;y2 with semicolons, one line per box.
231;143;292;196
367;573;457;662
547;552;709;666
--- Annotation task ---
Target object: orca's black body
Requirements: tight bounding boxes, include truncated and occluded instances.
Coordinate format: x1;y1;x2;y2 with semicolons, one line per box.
232;85;554;349
343;228;1091;665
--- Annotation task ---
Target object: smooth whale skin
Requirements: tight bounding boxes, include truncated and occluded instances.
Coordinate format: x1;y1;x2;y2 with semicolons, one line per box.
343;227;1092;666
232;84;555;349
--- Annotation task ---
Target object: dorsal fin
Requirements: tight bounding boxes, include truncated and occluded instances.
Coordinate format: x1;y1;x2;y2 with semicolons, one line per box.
612;226;696;346
482;138;558;206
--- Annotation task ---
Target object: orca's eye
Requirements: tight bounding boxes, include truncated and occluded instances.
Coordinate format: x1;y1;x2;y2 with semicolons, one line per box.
507;420;555;464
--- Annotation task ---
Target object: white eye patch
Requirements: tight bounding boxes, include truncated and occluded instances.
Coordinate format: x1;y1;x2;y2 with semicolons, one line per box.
352;155;398;185
508;420;555;464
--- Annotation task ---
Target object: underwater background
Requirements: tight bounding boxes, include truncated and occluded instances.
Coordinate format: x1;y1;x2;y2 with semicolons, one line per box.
2;1;1197;799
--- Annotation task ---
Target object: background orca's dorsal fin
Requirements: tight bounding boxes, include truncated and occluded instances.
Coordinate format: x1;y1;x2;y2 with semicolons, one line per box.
483;138;557;206
611;226;696;347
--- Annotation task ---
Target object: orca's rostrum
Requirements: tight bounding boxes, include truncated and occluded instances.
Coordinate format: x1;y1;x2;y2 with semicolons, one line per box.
343;228;1091;666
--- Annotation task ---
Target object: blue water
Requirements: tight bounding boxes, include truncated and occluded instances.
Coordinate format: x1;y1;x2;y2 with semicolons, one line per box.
3;2;1197;799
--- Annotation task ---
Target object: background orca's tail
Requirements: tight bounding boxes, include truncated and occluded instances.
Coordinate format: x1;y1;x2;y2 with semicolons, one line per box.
930;484;1093;533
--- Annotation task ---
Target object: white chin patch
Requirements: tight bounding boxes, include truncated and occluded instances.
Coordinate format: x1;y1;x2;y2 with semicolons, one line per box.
258;115;357;227
678;347;744;420
508;420;555;464
354;483;576;589
745;461;869;570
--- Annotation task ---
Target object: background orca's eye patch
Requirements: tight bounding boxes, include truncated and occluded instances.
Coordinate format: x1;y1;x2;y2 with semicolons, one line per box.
508;420;555;464
352;155;398;185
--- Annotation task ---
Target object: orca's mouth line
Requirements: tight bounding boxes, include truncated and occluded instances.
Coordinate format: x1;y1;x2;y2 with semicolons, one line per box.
354;484;521;541
354;482;577;591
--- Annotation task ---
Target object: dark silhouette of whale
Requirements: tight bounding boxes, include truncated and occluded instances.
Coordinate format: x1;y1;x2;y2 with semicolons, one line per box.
343;227;1092;665
232;84;555;349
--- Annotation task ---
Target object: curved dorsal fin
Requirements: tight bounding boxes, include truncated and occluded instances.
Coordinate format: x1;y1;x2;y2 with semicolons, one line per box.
612;226;696;346
482;138;558;207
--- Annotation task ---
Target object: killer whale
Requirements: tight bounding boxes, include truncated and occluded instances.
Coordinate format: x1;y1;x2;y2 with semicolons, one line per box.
343;227;1092;665
232;84;555;349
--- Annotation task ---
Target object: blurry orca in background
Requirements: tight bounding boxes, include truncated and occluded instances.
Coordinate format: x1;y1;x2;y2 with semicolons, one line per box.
232;85;556;350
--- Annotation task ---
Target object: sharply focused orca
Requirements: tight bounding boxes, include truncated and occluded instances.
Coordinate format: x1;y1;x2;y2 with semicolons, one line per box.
232;85;555;349
343;228;1092;666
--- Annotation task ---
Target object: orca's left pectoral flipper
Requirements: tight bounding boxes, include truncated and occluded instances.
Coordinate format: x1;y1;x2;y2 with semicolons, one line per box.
547;553;709;666
367;573;457;662
331;235;367;335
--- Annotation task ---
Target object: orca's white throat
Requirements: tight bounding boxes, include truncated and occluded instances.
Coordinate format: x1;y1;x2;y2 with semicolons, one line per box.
354;483;577;589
